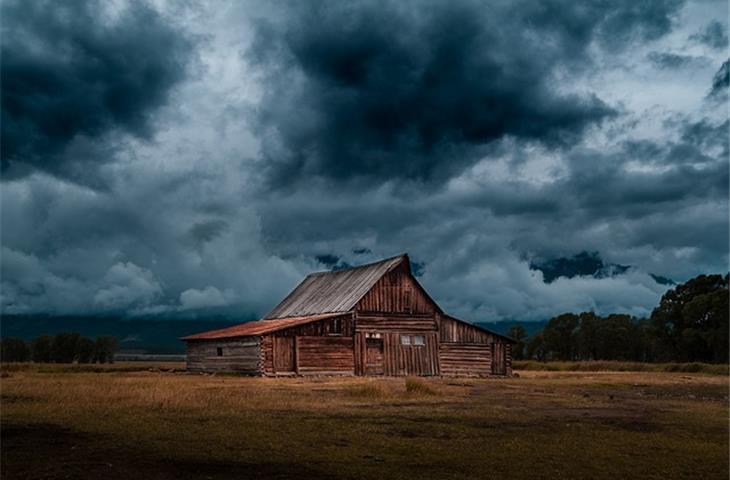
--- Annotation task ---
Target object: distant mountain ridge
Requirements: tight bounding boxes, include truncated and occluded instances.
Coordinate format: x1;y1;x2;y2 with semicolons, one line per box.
530;251;675;285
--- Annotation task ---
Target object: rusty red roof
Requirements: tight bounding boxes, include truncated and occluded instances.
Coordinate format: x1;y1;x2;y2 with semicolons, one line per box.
264;254;407;319
180;312;348;340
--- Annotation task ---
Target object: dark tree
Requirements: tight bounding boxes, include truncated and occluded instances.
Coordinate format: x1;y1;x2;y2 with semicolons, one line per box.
542;313;580;360
95;336;118;363
1;338;30;362
31;335;53;363
576;312;600;360
51;332;81;363
507;325;528;360
651;274;729;363
526;332;547;361
77;337;96;363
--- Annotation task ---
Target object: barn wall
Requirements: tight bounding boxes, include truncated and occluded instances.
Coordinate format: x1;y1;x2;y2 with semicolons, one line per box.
186;337;261;374
438;316;514;377
262;314;355;376
439;316;495;344
356;263;438;315
354;312;439;376
383;332;439;376
439;343;491;377
356;313;437;331
270;314;354;337
297;336;354;374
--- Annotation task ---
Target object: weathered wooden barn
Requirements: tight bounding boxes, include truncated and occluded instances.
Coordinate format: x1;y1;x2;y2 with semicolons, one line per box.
182;254;514;376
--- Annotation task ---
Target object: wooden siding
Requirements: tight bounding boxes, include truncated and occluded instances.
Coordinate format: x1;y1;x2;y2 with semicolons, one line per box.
297;336;354;375
261;336;274;374
439;316;495;344
273;336;295;372
356;263;438;314
355;330;438;376
271;314;353;337
356;314;437;332
439;343;491;377
186;338;261;374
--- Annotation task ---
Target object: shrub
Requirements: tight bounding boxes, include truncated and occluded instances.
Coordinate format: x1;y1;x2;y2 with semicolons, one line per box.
405;377;438;396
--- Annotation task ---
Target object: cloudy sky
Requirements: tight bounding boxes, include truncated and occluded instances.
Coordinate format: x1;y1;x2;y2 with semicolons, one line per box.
1;0;728;322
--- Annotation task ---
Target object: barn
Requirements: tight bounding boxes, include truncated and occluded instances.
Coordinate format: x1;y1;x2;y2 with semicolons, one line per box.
181;254;514;377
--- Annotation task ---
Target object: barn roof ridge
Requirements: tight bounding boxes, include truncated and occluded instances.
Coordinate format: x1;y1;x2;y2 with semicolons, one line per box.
262;253;409;320
305;253;408;277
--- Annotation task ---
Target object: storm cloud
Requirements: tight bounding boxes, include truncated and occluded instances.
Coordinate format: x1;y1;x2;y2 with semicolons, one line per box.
1;0;195;182
0;0;727;322
249;0;689;185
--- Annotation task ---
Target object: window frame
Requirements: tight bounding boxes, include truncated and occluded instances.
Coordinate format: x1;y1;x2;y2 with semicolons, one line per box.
331;318;343;335
216;347;223;357
400;334;412;345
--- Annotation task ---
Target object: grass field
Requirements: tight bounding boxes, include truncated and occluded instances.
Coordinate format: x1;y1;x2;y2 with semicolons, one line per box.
1;363;728;479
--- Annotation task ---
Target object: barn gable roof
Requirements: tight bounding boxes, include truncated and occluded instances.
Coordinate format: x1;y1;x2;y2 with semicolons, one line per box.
264;254;408;319
180;312;347;340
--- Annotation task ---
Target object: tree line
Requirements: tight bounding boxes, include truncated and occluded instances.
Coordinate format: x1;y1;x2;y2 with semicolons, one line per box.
507;273;729;364
0;333;118;363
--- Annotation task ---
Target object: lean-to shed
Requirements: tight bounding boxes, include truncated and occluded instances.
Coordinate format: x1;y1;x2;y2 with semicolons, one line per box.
182;254;514;376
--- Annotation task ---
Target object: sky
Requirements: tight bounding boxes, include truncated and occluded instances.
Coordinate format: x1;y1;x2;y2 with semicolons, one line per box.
1;0;728;322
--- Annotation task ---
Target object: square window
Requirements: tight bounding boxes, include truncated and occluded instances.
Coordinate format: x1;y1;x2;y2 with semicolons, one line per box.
413;335;425;346
216;347;223;357
400;335;411;345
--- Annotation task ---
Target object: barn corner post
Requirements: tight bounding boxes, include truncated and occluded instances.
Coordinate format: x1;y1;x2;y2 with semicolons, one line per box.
182;254;515;377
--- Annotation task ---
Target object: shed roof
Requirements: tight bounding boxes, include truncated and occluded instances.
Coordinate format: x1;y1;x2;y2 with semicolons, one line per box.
264;254;407;319
180;312;347;340
442;315;517;343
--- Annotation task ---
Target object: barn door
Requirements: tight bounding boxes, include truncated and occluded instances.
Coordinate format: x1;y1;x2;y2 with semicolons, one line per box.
491;343;506;375
273;336;295;373
365;338;384;375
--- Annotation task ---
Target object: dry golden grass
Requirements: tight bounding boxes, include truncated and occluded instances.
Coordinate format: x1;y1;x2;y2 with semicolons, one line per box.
514;360;729;375
1;364;728;479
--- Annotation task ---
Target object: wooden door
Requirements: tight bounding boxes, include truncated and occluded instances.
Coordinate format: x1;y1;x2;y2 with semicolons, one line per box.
365;338;384;375
491;343;506;375
273;336;295;373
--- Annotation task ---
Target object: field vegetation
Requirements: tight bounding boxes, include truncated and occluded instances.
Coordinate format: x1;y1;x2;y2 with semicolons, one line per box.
1;363;728;479
514;360;729;375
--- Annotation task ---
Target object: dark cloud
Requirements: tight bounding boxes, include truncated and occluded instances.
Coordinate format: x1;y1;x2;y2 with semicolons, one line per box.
249;0;688;186
189;220;229;250
0;0;725;322
690;20;729;49
647;51;698;69
709;59;729;97
1;0;195;180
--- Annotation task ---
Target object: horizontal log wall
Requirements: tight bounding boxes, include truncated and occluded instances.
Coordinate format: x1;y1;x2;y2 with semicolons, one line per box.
439;343;491;377
297;336;354;374
186;337;261;374
356;314;437;332
357;263;437;315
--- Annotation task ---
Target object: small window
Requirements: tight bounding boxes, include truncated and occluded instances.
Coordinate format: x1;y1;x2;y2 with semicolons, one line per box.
216;347;223;357
331;318;342;334
400;335;411;345
413;335;425;346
